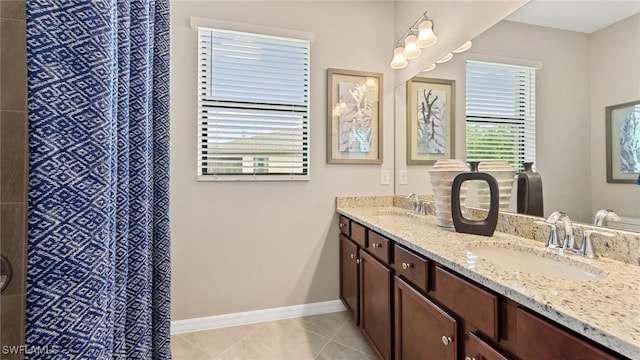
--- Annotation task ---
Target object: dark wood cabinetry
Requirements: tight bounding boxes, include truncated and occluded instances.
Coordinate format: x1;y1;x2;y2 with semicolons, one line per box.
360;251;393;360
339;233;359;322
395;277;457;360
338;214;626;360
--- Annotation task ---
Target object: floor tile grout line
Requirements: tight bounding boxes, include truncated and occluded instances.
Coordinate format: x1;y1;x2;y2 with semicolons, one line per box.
172;334;216;359
313;320;349;360
212;322;265;359
329;320;376;357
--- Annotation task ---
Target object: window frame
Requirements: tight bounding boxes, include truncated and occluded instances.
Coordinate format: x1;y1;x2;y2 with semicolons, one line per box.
191;17;314;182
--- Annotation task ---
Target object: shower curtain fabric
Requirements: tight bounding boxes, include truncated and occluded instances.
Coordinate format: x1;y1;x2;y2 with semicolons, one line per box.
25;0;171;358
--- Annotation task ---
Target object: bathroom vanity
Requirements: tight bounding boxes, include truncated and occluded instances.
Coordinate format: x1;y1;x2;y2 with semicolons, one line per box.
337;196;640;360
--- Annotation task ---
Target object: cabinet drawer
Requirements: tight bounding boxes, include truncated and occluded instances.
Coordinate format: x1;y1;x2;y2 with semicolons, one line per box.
434;266;499;340
516;308;620;360
350;221;367;248
339;215;350;236
366;231;390;265
468;332;512;360
393;245;428;292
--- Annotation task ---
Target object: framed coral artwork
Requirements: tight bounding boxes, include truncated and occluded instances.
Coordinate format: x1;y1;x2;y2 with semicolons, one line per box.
327;68;383;164
406;77;455;165
606;100;640;183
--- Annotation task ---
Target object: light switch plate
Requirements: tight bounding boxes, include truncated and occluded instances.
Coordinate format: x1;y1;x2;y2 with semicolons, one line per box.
399;170;408;185
381;170;390;185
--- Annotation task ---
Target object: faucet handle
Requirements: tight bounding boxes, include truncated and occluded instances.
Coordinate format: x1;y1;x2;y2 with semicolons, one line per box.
579;230;615;259
535;221;561;248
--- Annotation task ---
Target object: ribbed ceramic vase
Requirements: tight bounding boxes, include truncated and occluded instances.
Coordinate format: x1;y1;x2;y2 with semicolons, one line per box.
428;159;469;228
477;160;516;211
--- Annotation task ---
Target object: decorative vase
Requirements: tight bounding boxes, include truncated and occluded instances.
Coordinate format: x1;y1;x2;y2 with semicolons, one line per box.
451;161;499;237
428;159;469;228
517;162;544;216
477;160;516;211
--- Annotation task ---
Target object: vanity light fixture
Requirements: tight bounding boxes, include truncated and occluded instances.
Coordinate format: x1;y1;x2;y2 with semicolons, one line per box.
403;34;422;60
390;11;436;69
390;45;409;69
435;52;453;63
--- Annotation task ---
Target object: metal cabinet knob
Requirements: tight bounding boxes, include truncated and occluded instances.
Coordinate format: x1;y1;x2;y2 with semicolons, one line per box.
356;259;361;264
372;243;381;248
465;357;476;360
441;336;452;346
339;223;345;228
402;262;412;270
350;254;355;259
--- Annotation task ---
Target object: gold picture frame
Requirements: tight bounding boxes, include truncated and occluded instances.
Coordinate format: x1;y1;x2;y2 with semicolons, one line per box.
406;77;455;165
327;68;383;164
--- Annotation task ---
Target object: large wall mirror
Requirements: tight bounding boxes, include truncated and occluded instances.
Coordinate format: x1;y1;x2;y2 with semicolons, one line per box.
393;1;640;232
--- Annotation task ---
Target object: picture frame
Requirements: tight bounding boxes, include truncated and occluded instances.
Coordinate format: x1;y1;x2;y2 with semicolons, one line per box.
606;100;640;183
327;68;383;164
406;77;455;165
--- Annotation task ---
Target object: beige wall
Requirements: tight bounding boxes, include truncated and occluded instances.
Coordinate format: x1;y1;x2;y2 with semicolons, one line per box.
396;20;593;222
170;1;396;320
589;14;640;219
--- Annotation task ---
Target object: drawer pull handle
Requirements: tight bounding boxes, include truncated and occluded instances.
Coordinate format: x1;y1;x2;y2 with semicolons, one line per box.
441;336;452;346
350;254;356;259
402;262;412;270
372;243;381;248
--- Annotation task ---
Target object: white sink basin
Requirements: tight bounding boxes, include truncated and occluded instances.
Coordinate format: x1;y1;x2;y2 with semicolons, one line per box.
372;210;424;222
466;246;606;281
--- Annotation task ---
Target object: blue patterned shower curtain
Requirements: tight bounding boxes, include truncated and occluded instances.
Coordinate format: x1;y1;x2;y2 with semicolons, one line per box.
25;0;170;358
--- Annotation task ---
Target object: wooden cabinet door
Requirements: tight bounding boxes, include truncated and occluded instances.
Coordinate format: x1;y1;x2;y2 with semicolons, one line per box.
360;251;393;360
467;332;512;360
395;277;457;360
340;234;359;323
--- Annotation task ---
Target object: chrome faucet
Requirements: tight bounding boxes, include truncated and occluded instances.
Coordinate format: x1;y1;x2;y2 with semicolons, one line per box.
577;230;615;258
536;211;561;248
557;213;575;250
405;193;425;215
536;211;574;250
593;209;621;226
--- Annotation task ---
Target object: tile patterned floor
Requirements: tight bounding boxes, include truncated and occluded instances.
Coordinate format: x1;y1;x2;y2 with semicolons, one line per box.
171;311;376;360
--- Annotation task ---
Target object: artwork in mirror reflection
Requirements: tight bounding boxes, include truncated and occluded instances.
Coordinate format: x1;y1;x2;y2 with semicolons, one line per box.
417;88;447;154
407;77;455;165
606;100;640;183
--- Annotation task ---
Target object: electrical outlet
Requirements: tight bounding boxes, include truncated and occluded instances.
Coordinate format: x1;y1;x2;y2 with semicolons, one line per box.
399;170;408;185
381;170;390;185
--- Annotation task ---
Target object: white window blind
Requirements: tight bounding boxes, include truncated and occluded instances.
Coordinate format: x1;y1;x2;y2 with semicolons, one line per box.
465;60;536;172
197;27;310;180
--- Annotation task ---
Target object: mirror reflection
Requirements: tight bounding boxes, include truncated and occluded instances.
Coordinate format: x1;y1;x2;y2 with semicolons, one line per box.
394;3;640;232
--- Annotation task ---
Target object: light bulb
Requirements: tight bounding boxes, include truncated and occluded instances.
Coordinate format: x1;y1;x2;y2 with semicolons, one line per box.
402;35;421;60
436;53;453;64
453;40;472;53
416;20;437;48
390;46;408;69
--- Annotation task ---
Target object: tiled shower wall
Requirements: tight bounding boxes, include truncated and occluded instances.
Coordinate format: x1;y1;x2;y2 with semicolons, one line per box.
0;0;28;357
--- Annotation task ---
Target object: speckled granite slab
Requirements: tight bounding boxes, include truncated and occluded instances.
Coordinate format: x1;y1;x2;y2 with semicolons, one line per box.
336;197;640;359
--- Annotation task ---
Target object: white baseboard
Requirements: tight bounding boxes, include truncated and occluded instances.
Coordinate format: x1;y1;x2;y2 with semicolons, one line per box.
171;300;346;335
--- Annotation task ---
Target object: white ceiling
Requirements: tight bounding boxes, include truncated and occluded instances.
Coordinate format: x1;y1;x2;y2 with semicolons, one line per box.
506;0;640;34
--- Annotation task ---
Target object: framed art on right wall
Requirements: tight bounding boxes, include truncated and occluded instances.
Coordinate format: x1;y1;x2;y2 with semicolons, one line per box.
606;100;640;183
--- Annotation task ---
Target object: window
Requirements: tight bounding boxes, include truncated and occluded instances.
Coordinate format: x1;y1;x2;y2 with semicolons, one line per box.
197;27;310;180
465;60;536;171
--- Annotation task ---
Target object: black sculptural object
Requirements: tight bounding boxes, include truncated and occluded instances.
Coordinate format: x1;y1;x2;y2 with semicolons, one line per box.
451;162;499;237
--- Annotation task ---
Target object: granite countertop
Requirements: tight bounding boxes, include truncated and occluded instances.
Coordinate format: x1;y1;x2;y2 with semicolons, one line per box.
337;204;640;359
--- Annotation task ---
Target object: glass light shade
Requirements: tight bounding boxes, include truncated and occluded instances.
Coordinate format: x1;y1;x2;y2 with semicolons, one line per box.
422;63;436;72
416;20;437;48
402;35;421;60
436;52;453;64
453;40;472;53
390;46;408;69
